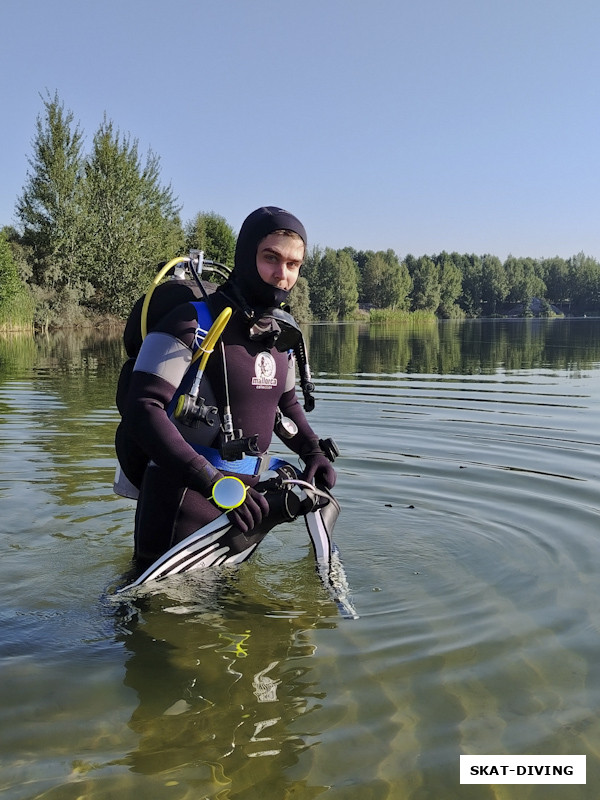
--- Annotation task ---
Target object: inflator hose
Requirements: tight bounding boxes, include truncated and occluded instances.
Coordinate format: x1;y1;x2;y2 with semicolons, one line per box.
141;257;190;340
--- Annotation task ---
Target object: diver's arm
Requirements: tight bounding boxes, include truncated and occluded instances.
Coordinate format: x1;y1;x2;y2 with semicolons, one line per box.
276;353;322;451
123;303;223;494
276;355;337;486
277;386;337;488
124;368;221;493
125;365;268;529
277;386;319;451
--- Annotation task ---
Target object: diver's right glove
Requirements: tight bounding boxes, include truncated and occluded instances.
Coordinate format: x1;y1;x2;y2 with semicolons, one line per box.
227;487;270;534
300;439;337;489
186;455;270;534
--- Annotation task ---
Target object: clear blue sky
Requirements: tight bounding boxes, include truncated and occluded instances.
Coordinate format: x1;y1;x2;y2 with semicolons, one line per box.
2;0;599;260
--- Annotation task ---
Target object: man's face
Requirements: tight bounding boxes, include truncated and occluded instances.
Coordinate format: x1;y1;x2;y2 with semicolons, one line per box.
256;232;304;292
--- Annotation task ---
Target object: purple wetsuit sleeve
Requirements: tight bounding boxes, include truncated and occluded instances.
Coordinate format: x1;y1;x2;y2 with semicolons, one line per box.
124;370;218;488
123;303;221;492
277;386;320;454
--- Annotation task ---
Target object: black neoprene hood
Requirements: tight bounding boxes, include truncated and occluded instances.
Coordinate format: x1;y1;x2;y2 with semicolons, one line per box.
232;206;307;309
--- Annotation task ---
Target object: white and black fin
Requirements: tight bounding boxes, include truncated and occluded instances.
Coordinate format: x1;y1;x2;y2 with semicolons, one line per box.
118;481;359;620
117;513;257;591
305;488;359;620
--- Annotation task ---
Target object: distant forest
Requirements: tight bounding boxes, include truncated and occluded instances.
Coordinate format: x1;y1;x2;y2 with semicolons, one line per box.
1;92;598;331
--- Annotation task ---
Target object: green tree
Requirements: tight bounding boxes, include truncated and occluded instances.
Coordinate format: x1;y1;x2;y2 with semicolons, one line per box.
408;255;440;312
434;252;463;317
288;275;311;322
1;226;33;283
504;256;546;305
185;211;236;267
335;248;359;317
0;231;34;329
361;251;385;305
480;254;508;314
300;243;322;286
361;249;411;309
541;256;569;304
16;91;85;292
308;248;358;320
300;243;322;319
458;254;482;316
347;248;368;302
390;251;413;311
80;118;184;316
568;252;600;310
305;245;336;319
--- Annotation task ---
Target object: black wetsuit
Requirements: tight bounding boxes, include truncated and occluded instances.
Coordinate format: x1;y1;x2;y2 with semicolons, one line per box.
118;291;320;563
115;206;335;565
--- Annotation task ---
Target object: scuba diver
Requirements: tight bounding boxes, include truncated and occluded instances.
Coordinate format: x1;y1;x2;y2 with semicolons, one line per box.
114;206;340;577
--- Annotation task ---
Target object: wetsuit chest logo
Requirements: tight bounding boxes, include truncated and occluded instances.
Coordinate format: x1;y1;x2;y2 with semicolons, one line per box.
252;352;277;389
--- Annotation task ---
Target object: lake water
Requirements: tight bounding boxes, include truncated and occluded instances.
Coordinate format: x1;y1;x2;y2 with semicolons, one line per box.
1;318;600;799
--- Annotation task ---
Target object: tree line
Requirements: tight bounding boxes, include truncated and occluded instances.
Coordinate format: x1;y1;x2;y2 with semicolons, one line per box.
1;92;599;331
299;246;600;320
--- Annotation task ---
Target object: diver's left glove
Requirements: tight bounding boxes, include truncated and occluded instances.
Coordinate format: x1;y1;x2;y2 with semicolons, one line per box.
300;439;337;489
227;487;270;534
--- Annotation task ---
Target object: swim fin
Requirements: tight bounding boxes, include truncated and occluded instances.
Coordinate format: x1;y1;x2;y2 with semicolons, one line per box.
117;513;256;591
305;485;359;620
117;478;358;619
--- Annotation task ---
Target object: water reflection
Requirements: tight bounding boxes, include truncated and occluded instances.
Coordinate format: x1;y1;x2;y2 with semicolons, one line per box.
305;318;600;376
113;567;339;795
2;318;598;390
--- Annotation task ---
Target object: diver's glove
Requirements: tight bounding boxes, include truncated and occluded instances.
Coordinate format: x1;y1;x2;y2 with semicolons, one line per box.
300;439;337;489
227;487;270;534
186;455;270;533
